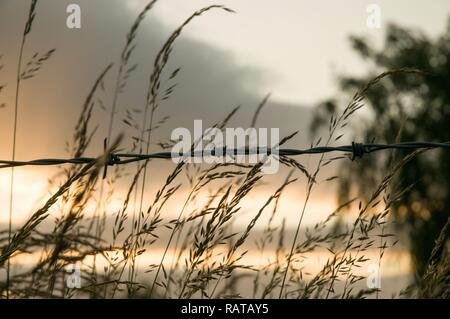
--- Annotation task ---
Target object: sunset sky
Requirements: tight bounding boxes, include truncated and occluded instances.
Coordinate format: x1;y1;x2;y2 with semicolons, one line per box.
0;0;449;229
1;1;450;300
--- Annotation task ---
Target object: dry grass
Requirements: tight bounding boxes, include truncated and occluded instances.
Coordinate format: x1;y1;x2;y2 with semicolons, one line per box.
0;0;448;299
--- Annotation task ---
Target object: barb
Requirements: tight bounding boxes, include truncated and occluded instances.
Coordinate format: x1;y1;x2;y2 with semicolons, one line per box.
1;141;449;169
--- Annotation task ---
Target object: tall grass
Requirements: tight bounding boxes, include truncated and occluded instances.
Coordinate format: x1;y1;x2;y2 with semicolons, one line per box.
0;1;448;299
6;0;55;298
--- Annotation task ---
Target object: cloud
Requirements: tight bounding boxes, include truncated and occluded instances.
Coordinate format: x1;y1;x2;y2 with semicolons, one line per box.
0;0;335;229
0;0;312;158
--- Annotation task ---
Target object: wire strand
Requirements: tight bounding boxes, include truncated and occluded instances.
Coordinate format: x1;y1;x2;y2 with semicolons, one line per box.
1;141;449;170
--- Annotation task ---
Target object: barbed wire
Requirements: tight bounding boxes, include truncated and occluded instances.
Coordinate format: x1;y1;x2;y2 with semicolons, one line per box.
1;141;449;170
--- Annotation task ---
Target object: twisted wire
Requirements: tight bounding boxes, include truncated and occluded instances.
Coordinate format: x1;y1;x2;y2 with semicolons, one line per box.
1;141;449;169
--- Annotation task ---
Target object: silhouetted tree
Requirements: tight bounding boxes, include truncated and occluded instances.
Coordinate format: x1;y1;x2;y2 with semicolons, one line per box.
311;17;450;278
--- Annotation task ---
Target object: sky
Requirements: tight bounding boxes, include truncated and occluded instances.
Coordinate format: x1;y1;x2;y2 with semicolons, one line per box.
1;1;449;294
132;0;450;105
0;0;449;229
